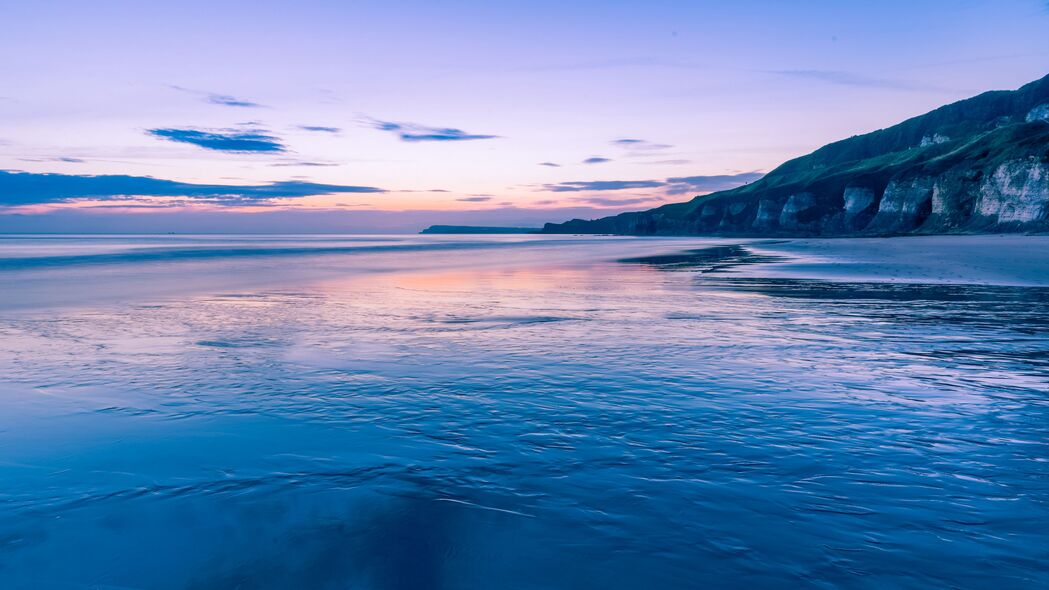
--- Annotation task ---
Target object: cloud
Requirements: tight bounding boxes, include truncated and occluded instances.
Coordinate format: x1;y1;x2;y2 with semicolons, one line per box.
645;159;692;165
76;203;183;210
538;162;561;167
542;180;664;192
515;57;711;73
19;156;86;163
541;172;763;195
147;127;286;153
207;94;262;108
574;196;655;207
0;170;383;206
611;138;672;150
268;160;341;167
456;196;492;202
583;157;612;164
298;125;342;133
664;172;763;195
170;85;264;108
364;118;498;142
766;70;942;92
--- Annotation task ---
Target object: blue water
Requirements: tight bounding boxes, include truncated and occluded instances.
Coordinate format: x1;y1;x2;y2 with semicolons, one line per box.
1;235;1047;589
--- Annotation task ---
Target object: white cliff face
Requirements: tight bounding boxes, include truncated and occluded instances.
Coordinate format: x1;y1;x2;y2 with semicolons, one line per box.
877;178;933;214
870;177;934;231
1026;104;1049;123
718;201;749;229
843;187;876;219
930;181;948;216
977;159;1049;224
701;203;719;218
753;200;780;229
778;193;816;228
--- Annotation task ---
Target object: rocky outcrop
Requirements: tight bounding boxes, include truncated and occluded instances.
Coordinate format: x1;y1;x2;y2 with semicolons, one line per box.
866;177;935;233
1027;104;1049;123
975;159;1049;227
842;187;878;230
920;134;950;147
778;193;818;230
753;199;780;231
543;73;1049;237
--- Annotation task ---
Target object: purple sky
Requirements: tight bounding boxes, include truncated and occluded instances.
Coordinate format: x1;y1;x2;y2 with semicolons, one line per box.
2;0;1048;232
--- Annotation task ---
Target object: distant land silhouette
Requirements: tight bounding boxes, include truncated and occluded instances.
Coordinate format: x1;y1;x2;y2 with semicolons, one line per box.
421;225;540;234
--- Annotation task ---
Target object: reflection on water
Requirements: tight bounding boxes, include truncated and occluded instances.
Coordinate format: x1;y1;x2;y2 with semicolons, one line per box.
0;236;1047;589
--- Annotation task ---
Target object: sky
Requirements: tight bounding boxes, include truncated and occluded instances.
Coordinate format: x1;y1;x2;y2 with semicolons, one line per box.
1;0;1048;233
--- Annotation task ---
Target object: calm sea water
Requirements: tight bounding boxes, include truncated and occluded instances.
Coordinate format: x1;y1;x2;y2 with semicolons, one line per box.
1;235;1047;589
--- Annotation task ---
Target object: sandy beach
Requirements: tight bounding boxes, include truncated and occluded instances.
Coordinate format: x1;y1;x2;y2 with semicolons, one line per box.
737;235;1049;287
1;233;1047;588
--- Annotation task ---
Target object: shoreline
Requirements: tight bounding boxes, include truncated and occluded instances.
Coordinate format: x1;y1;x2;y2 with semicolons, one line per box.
731;234;1049;287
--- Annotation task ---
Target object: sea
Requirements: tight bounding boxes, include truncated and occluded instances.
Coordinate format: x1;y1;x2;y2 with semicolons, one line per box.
1;234;1047;589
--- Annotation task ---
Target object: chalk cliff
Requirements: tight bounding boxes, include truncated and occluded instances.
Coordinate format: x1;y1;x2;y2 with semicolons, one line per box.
543;74;1049;236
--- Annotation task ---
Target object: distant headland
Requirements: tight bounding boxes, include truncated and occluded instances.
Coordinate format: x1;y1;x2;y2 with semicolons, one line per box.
420;225;541;234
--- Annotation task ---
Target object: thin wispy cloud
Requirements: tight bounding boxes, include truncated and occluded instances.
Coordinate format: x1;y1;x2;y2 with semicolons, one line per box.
647;159;692;165
78;203;182;210
456;196;493;202
583;157;612;164
664;172;763;195
542;180;665;192
298;125;342;133
0;170;383;206
515;56;711;72
541;172;763;195
207;94;262;108
170;85;264;108
269;160;341;167
765;70;943;92
19;157;86;163
147;127;287;153
575;196;655;207
539;162;561;167
364;118;498;142
612;138;672;151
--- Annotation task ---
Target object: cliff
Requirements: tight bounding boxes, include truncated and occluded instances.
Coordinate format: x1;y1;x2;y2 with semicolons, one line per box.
543;74;1049;236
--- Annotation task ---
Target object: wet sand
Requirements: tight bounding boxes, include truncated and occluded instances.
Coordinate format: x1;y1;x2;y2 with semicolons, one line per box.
1;234;1048;588
734;235;1049;286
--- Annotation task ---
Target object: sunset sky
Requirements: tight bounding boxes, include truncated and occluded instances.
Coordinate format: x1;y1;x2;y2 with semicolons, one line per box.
2;0;1048;232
